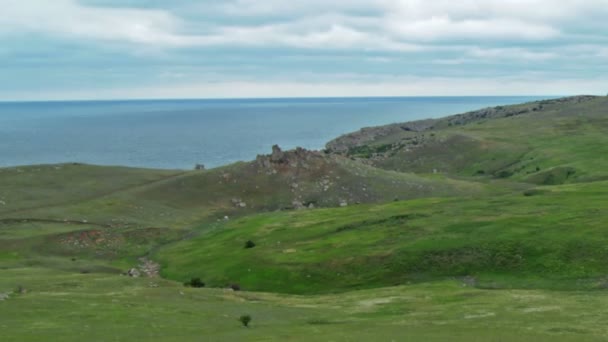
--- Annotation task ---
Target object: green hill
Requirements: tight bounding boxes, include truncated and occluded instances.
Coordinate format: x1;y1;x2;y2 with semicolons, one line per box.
157;180;608;294
1;146;486;229
327;96;608;184
2;95;608;341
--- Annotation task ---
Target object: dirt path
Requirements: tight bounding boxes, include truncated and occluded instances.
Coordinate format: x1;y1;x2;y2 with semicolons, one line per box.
0;218;116;228
138;257;161;277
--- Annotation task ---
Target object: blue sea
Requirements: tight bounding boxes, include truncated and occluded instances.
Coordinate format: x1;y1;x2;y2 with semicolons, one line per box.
0;97;551;170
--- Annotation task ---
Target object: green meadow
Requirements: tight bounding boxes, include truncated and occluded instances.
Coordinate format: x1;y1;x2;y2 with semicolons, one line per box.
1;95;608;340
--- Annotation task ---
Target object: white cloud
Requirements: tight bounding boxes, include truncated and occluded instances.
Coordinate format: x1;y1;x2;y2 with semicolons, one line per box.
1;0;608;100
467;47;557;61
6;75;606;101
385;17;558;41
3;0;608;50
0;0;184;45
217;0;381;17
0;0;415;50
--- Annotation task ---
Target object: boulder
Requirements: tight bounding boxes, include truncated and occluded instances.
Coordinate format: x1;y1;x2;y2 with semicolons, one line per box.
127;268;141;278
270;145;286;163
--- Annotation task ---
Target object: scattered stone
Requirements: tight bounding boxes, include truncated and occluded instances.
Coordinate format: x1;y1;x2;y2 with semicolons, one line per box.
339;200;348;207
0;200;5;205
0;293;9;301
231;198;247;208
138;258;161;278
127;268;141;278
464;312;495;319
461;275;478;287
292;200;306;210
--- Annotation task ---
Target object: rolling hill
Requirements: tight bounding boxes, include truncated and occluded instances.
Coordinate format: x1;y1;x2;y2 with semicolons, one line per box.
1;95;608;341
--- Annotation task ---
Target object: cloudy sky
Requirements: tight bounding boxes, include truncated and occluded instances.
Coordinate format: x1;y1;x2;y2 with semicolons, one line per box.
1;0;607;100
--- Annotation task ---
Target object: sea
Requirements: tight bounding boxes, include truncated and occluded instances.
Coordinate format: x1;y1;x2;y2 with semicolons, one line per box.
0;96;552;170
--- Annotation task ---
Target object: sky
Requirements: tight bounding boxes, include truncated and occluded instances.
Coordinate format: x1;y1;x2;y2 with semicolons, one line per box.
0;0;607;100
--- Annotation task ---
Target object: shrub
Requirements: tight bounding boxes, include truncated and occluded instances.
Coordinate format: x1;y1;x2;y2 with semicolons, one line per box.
244;240;256;249
239;314;252;327
496;170;514;178
230;283;241;291
184;277;205;288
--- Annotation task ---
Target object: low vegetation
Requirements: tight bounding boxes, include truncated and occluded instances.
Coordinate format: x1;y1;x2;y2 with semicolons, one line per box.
239;314;252;327
1;95;607;340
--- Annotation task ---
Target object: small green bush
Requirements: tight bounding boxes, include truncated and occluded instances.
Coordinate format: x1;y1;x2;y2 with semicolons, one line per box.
239;314;252;327
184;277;205;288
496;170;514;178
244;240;256;249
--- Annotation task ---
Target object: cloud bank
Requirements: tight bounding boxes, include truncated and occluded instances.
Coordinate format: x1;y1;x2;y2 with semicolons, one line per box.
0;0;607;99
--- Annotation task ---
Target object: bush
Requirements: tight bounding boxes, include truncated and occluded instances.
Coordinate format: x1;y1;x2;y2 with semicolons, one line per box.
184;277;205;288
496;170;514;178
229;283;241;291
244;240;256;249
15;285;27;294
239;314;252;327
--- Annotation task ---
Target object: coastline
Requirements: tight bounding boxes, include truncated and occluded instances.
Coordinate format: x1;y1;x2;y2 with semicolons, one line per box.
0;96;558;170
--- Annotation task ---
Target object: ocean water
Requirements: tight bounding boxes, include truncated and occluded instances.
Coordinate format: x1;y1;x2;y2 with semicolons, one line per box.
0;96;550;170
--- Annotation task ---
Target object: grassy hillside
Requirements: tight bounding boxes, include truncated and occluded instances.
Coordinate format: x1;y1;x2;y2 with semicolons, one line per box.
2;95;608;341
1;149;487;230
158;180;608;294
0;163;182;215
327;96;608;184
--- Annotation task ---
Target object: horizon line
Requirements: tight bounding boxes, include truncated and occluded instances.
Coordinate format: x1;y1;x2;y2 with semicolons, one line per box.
0;94;574;104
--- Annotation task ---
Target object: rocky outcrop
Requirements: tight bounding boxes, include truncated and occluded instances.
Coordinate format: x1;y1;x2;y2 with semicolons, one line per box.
255;145;325;175
325;119;437;154
326;96;600;155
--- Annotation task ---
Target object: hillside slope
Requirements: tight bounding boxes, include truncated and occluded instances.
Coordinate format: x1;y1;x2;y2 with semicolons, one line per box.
2;95;608;341
158;180;608;294
1;146;487;229
326;96;608;184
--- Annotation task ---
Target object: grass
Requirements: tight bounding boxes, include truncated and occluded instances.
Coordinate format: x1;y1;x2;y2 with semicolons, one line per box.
2;269;608;341
337;96;608;184
157;180;608;294
1;95;607;340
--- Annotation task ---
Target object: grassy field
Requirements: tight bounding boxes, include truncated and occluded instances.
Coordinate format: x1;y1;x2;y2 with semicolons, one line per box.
1;96;607;340
157;180;608;294
2;269;608;341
